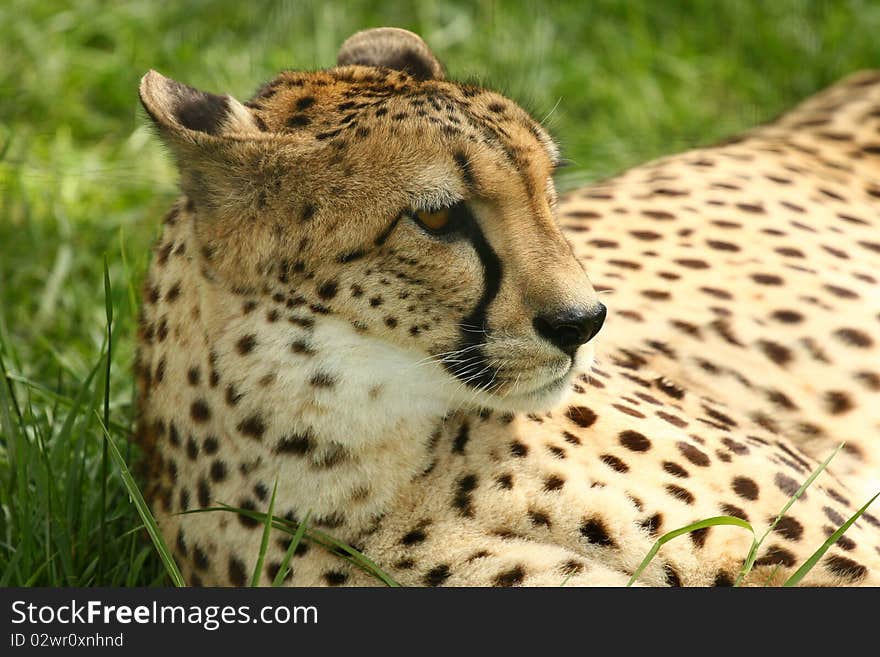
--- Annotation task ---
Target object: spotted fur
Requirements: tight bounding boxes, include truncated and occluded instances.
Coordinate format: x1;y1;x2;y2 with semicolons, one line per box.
135;29;880;587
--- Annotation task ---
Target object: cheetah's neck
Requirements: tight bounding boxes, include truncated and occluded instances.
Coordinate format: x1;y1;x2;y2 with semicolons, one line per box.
148;214;457;537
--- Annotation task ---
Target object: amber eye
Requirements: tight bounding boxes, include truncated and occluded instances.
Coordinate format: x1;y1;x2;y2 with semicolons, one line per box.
414;207;452;232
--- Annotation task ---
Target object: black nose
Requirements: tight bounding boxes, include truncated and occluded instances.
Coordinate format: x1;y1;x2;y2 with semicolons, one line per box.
533;303;607;357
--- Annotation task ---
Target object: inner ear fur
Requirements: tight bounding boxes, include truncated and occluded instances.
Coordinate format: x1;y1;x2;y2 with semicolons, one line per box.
337;27;444;81
139;69;258;140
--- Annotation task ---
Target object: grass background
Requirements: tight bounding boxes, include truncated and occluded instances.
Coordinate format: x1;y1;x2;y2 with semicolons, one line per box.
1;0;879;586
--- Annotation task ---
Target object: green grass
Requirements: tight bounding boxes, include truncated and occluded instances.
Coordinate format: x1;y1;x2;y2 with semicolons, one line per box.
2;0;880;586
184;506;401;587
626;444;879;587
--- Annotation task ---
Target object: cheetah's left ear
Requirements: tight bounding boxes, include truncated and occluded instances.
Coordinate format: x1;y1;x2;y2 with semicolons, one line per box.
337;27;445;81
138;70;259;142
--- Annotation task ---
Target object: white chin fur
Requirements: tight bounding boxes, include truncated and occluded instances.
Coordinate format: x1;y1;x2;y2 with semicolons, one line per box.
306;316;594;420
440;343;596;414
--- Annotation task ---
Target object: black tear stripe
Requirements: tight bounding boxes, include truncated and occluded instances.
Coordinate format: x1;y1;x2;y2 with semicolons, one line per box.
453;151;476;190
374;214;402;246
441;205;503;390
331;213;399;268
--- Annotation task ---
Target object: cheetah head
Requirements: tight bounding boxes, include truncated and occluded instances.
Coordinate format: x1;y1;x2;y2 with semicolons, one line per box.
139;28;605;414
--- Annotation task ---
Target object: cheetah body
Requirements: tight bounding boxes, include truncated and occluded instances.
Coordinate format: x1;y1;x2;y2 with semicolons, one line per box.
136;29;880;587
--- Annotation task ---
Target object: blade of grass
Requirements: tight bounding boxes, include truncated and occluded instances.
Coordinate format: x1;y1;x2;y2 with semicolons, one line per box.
0;352;23;485
307;524;401;587
98;255;113;584
121;523;138;587
3;372;130;437
0;130;10;161
0;351;24;429
0;282;23;374
250;478;278;587
44;362;101;465
29;399;62;588
2;373;128;435
734;443;843;586
53;357;103;571
273;511;311;587
118;227;139;319
126;546;155;587
23;559;52;587
118;227;139;470
784;490;880;587
184;505;400;587
627;516;753;586
96;414;185;586
760;563;784;587
78;555;100;587
0;349;30;585
0;524;27;586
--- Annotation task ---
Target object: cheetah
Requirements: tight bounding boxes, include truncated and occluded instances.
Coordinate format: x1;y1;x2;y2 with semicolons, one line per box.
135;27;880;587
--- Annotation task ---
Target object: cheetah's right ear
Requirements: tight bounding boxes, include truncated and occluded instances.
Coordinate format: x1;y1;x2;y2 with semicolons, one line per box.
337;27;445;81
138;70;259;142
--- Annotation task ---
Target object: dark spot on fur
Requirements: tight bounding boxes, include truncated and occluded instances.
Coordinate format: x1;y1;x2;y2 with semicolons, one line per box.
824;554;867;582
236;334;257;355
225;384;243;406
309;372;336;388
663;461;689;478
690;527;710;548
275;432;313;455
566;406;597;428
197;478;210;507
775;473;802;498
563;431;581;445
190;399;210;423
755;545;796;568
401;528;427;546
677;441;710;466
286;114;311;128
317;281;338;300
757;340;793;366
732;476;759;500
773;515;804;541
165;282;181;302
640;513;662;537
452;423;469;454
580;518;615;546
237;415;266;440
301;204;316;222
509;440;528;457
665;484;695;505
619;430;651;452
665;565;683;587
493;565;525;587
600;454;629;473
543;475;564;491
453;474;478;517
721;503;748;522
495;473;514;489
423;564;451;586
323;570;349;586
228;556;247;586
